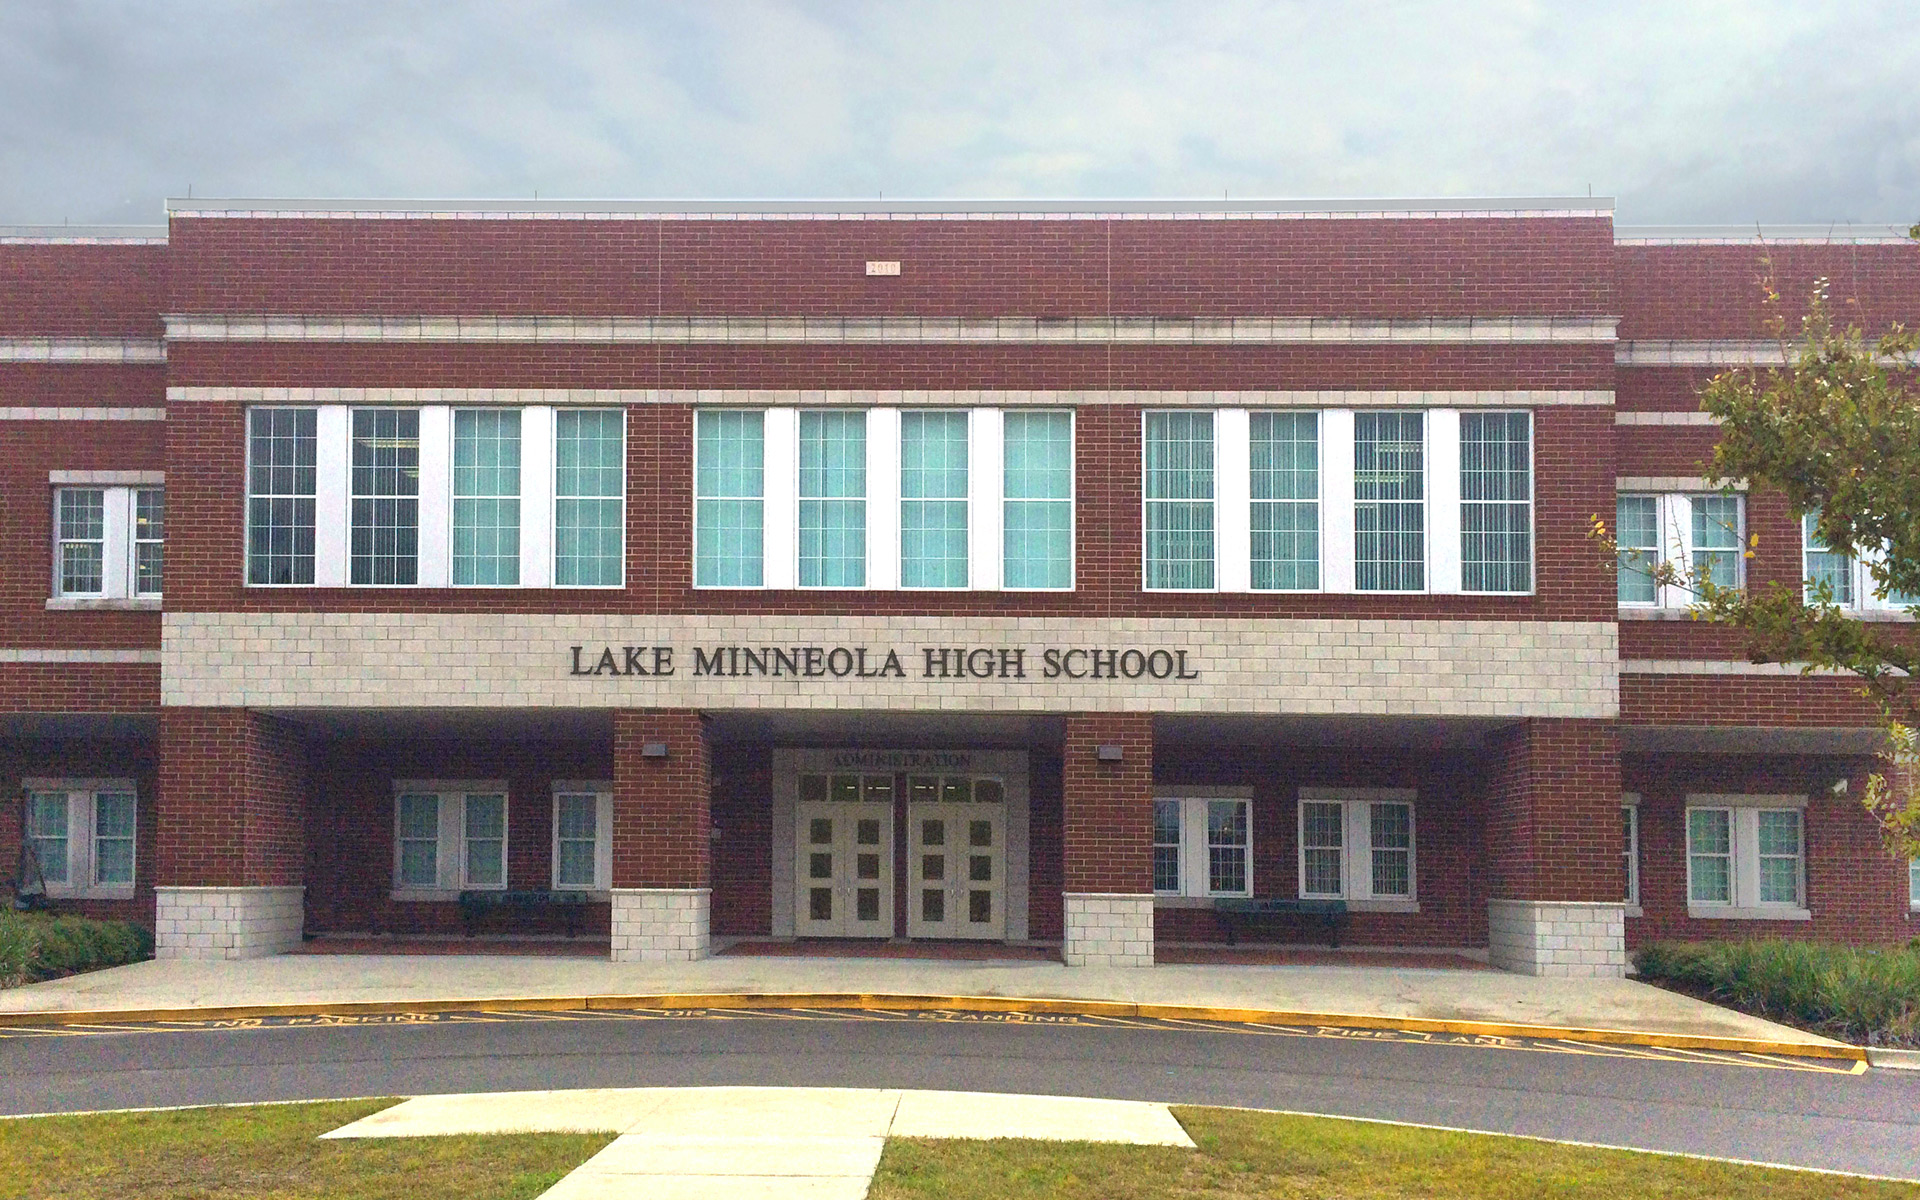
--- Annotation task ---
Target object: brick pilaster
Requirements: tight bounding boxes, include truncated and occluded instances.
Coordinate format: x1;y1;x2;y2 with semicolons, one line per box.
1061;713;1153;894
1483;718;1623;903
611;709;710;889
156;707;307;889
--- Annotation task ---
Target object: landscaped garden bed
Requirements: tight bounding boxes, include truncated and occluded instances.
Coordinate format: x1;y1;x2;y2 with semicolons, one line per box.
0;910;153;989
1634;939;1920;1048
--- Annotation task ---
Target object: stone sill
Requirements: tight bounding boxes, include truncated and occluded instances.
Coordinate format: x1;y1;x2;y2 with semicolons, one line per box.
45;597;161;611
1620;605;1912;623
390;888;610;902
1624;904;1645;918
1686;905;1812;921
1153;896;1418;914
41;887;135;902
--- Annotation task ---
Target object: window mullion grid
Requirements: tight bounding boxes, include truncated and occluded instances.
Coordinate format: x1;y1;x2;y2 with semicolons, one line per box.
695;409;767;588
1143;410;1215;591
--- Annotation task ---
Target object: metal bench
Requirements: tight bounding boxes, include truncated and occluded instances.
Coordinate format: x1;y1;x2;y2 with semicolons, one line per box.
1212;898;1349;948
457;890;596;938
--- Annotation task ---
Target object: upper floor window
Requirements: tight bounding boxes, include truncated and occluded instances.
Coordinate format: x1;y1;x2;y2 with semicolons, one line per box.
53;486;163;599
1250;411;1319;590
1142;411;1215;590
1354;411;1425;591
1616;492;1745;607
454;409;521;586
23;780;137;898
900;410;969;589
798;410;868;588
554;409;626;587
695;409;766;588
350;408;420;586
1802;511;1916;613
1459;411;1532;593
247;407;318;585
1002;410;1074;590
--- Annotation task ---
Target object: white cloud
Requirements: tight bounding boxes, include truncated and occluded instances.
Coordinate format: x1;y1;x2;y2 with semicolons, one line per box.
0;0;1914;223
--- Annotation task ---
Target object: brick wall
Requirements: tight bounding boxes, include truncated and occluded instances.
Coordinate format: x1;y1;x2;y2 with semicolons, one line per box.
1061;713;1152;894
1617;242;1920;340
711;742;771;936
1624;753;1915;945
0;244;167;338
1620;674;1881;727
611;709;710;889
1483;718;1623;902
0;736;158;924
155;708;306;888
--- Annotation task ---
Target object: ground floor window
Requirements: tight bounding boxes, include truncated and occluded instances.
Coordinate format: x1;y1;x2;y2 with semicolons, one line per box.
1152;795;1251;898
392;783;509;894
1621;796;1641;907
1685;796;1806;915
551;784;613;891
1297;789;1416;906
21;780;136;898
1909;858;1918;910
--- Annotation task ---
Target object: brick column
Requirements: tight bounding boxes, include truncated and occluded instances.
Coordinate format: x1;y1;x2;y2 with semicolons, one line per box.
1483;718;1626;977
154;708;307;959
610;709;711;961
1060;712;1154;966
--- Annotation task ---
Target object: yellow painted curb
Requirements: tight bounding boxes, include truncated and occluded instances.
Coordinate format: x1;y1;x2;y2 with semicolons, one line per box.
0;991;1867;1062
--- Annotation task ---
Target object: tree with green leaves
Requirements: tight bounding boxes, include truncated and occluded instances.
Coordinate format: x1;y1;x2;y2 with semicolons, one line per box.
1605;235;1920;865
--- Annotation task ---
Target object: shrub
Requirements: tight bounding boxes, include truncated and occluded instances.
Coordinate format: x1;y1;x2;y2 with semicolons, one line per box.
0;910;153;988
1634;939;1920;1047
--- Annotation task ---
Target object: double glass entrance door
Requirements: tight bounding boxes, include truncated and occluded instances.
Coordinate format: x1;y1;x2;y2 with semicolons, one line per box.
792;771;1005;941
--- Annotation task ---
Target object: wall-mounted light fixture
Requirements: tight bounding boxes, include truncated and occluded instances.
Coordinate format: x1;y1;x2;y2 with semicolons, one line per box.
1095;745;1124;762
642;742;670;758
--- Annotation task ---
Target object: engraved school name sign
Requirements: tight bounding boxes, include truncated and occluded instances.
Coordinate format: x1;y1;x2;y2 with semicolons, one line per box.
568;644;1203;682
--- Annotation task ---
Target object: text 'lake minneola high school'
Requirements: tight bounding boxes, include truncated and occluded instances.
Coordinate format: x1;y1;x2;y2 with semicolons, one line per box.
2;198;1916;972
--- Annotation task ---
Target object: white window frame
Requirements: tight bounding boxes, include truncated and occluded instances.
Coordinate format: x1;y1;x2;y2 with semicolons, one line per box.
1456;409;1535;596
1296;788;1419;911
20;778;138;899
1141;409;1218;593
692;408;767;590
550;782;614;893
390;781;511;899
1616;492;1747;609
347;406;425;588
1800;513;1916;616
1910;857;1919;911
1151;792;1253;900
996;408;1076;592
1351;411;1430;595
1683;794;1809;920
897;408;970;591
50;485;161;603
1246;408;1324;594
1621;794;1641;913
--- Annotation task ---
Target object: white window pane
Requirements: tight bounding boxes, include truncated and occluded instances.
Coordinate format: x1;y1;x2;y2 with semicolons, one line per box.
464;793;506;888
1144;411;1214;589
1003;411;1073;588
1756;810;1802;905
92;792;136;887
1355;411;1424;591
1688;809;1732;904
247;408;318;585
56;488;106;595
350;408;420;585
134;488;164;595
396;793;439;889
1691;494;1743;590
1152;799;1181;893
1910;859;1919;908
1460;412;1531;593
1370;802;1412;897
799;411;866;586
1250;411;1320;591
555;409;625;586
1207;800;1248;894
696;409;765;586
453;409;521;586
1616;496;1659;603
1301;801;1343;896
901;411;969;588
1621;806;1639;903
1802;511;1853;605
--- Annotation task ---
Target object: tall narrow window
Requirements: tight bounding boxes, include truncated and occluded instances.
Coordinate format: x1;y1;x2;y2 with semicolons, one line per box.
1369;802;1413;896
133;488;163;596
798;410;866;587
1755;810;1803;905
1299;794;1415;902
1621;802;1641;905
1460;411;1531;593
1152;799;1182;893
1354;411;1425;591
1802;511;1854;605
1143;411;1214;589
1206;800;1249;894
554;409;625;586
24;792;69;885
54;488;105;596
1616;496;1660;604
452;409;521;586
695;409;764;587
1690;494;1743;591
553;793;599;890
900;411;969;588
92;791;136;886
1250;411;1319;590
1002;410;1073;589
463;793;507;888
350;408;420;585
1299;801;1345;897
1687;808;1733;904
247;407;317;585
395;794;440;889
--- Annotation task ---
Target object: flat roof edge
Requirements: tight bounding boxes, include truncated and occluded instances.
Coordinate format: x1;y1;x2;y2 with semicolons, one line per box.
0;225;168;244
163;196;1615;218
1618;223;1915;244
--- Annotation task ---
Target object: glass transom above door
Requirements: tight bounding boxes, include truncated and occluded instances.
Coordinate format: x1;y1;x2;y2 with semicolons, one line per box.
792;773;893;938
906;775;1006;941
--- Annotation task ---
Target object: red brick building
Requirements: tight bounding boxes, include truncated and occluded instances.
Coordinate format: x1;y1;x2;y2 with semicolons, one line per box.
3;198;1915;974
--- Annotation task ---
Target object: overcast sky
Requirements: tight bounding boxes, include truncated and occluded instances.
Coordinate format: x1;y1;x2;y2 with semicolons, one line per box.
3;1;1915;228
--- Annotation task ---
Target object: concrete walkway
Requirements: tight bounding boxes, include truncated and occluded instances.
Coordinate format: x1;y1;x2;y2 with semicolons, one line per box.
0;951;1847;1050
324;1086;1194;1199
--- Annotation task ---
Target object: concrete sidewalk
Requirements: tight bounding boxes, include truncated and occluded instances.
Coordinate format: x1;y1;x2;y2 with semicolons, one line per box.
0;951;1852;1055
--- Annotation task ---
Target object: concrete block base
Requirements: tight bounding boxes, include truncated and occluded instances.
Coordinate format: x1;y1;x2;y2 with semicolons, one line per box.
611;887;711;962
1488;898;1627;977
1062;892;1154;967
154;886;305;960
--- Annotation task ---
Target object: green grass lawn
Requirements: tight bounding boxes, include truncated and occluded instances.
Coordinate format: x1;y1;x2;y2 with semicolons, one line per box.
0;1099;611;1200
871;1106;1920;1200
